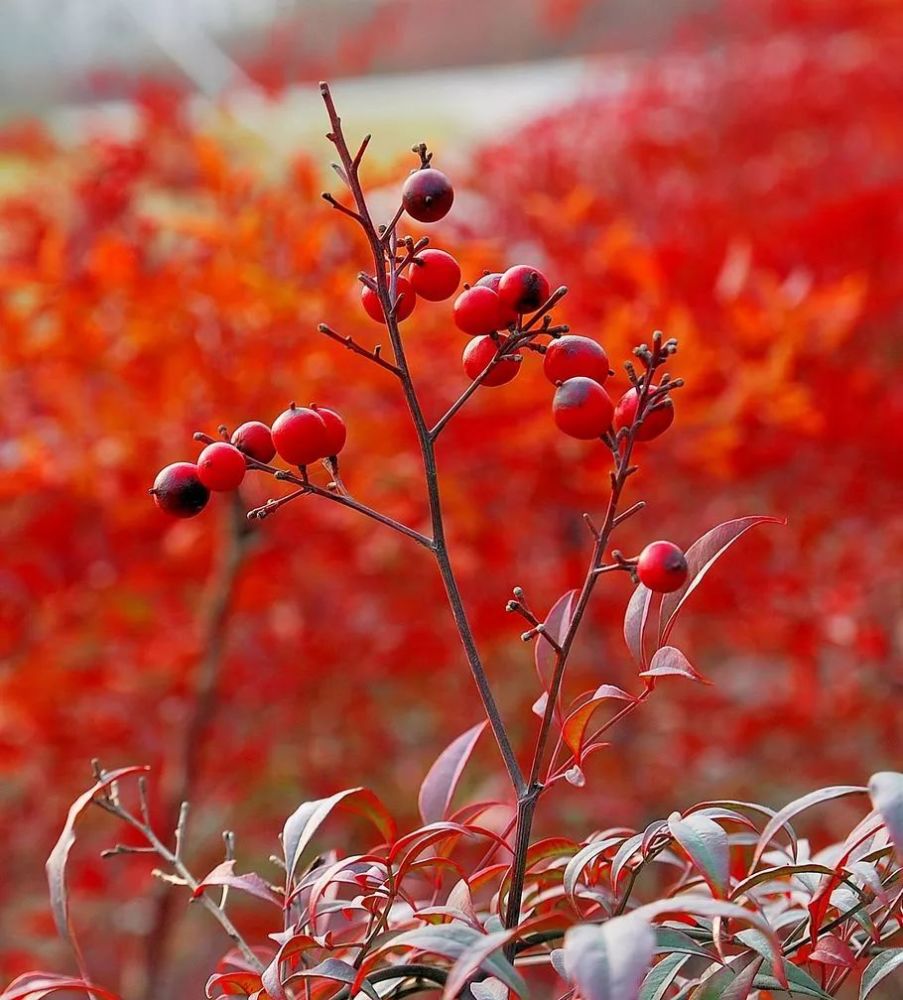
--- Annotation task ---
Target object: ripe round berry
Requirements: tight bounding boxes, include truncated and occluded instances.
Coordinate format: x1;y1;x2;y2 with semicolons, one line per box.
409;249;461;301
462;336;521;387
272;404;329;466
361;278;416;324
150;462;210;519
636;541;688;593
613;386;675;441
197;442;247;492
402;167;454;223
453;286;509;336
497;265;550;314
543;335;610;385
311;405;347;457
231;421;276;464
474;272;519;326
552;377;614;440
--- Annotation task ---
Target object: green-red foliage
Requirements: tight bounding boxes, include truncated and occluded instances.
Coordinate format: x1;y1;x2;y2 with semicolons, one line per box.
0;0;900;982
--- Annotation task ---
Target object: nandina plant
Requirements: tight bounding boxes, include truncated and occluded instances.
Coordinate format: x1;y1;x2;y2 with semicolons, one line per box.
4;84;901;1000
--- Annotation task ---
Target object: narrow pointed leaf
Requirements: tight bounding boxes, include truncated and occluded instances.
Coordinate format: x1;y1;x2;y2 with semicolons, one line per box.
640;646;711;684
419;722;487;825
563;914;655;1000
442;928;526;999
46;765;149;972
752;785;868;867
286;959;379;1000
384;925;528;998
624;583;655;667
282;787;394;882
659;516;785;644
669;812;730;897
193;860;282;906
563;688;635;758
536;590;577;686
1;976;121;1000
689;952;761;1000
860;949;903;1000
639;953;690;1000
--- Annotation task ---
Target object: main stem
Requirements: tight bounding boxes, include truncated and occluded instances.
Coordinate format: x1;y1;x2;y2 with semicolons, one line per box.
319;83;525;797
502;351;661;949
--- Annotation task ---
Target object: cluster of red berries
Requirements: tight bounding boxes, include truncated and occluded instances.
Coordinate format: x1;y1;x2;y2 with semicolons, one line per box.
545;335;676;442
150;405;347;519
360;164;460;324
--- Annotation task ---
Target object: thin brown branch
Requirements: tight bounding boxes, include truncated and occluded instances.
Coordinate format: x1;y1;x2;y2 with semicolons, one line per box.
318;322;402;375
319;81;525;795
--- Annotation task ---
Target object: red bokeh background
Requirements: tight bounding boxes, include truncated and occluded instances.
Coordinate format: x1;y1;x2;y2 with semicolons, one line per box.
0;0;900;993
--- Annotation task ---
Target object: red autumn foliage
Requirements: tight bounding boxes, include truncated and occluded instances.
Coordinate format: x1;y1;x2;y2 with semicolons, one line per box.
0;0;900;992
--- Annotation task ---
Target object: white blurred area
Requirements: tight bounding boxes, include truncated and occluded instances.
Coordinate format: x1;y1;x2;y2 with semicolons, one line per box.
0;0;707;116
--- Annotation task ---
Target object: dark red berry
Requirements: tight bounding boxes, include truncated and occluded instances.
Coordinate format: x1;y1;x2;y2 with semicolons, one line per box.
543;335;609;385
311;405;347;456
637;541;688;593
361;277;416;323
453;286;509;336
197;442;246;492
497;265;550;314
552;377;614;439
150;462;210;518
462;336;521;386
272;404;329;466
613;385;675;441
474;272;519;325
402;167;454;223
231;421;276;464
409;249;461;301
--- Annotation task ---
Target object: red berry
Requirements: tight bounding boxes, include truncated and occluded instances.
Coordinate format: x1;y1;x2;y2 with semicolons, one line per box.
311;405;347;456
462;336;521;386
197;442;247;492
613;386;675;441
150;462;210;518
402;167;454;223
272;404;329;466
231;421;276;463
552;377;614;439
497;265;550;314
409;249;461;301
543;335;609;385
474;272;519;325
361;278;416;323
453;286;510;336
637;541;688;593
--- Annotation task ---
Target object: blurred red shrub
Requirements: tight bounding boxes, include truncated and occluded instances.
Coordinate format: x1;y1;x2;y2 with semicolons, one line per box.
0;0;900;987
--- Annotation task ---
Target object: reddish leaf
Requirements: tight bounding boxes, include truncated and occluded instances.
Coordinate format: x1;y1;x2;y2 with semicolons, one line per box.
624;583;655;667
640;647;711;685
535;589;577;686
688;952;762;1000
659;516;785;644
205;972;264;999
193;860;282;907
563;687;635;758
752;785;868;867
418;721;487;826
46;765;150;974
809;933;856;969
0;975;121;1000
